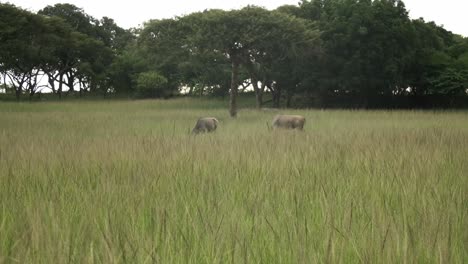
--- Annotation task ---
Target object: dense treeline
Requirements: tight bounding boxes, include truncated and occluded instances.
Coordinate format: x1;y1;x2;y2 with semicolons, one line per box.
0;3;134;99
1;0;467;112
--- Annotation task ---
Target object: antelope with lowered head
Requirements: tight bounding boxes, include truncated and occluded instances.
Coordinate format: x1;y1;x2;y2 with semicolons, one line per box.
272;114;305;130
191;117;219;134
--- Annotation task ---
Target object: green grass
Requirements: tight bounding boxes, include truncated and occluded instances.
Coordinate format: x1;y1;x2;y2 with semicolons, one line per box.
0;99;467;263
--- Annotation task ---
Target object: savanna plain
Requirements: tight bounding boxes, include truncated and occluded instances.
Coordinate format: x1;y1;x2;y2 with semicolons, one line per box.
0;98;467;263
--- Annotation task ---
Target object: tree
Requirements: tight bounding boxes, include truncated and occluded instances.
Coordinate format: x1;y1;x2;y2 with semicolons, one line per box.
181;6;320;115
250;7;318;109
107;41;145;95
426;37;468;95
38;4;98;36
402;19;465;95
138;18;193;97
97;17;135;54
296;0;415;105
38;3;114;97
181;9;257;116
0;3;56;100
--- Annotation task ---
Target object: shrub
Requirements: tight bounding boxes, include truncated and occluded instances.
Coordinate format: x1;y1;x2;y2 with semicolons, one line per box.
135;71;168;98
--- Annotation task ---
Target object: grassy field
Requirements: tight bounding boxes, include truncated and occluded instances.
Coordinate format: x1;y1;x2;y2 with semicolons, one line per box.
0;98;467;263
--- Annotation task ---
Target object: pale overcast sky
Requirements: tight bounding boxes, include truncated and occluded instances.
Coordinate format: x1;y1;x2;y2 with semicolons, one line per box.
6;0;468;36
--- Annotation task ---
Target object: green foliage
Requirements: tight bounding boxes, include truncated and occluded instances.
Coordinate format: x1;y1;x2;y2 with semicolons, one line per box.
1;1;467;104
37;4;121;95
135;71;169;98
0;3;60;98
428;68;468;95
107;45;146;94
98;17;135;53
38;3;98;36
298;0;414;96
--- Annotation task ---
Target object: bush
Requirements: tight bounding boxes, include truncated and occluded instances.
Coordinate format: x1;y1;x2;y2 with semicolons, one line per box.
135;71;169;98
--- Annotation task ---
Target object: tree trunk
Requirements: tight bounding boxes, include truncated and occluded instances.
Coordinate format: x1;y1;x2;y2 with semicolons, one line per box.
48;74;56;93
15;88;21;101
15;76;25;102
1;73;7;93
251;76;263;109
260;80;267;106
67;71;74;94
28;71;39;100
79;79;82;97
245;62;263;109
28;81;34;101
286;92;292;108
229;58;240;118
272;85;281;108
273;93;279;108
255;89;263;109
199;86;204;96
285;83;295;108
58;74;63;99
6;73;22;101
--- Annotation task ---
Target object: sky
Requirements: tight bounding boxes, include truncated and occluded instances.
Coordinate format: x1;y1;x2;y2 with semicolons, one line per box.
5;0;468;36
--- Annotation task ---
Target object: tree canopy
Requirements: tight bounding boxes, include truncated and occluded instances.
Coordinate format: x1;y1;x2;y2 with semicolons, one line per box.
1;1;467;108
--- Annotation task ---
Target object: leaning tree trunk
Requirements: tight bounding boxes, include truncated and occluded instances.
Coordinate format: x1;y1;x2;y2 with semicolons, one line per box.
14;76;26;102
48;74;56;94
67;71;74;94
58;74;63;99
229;58;240;118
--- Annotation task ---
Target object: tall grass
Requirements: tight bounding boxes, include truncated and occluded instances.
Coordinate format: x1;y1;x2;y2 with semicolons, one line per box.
0;99;467;263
